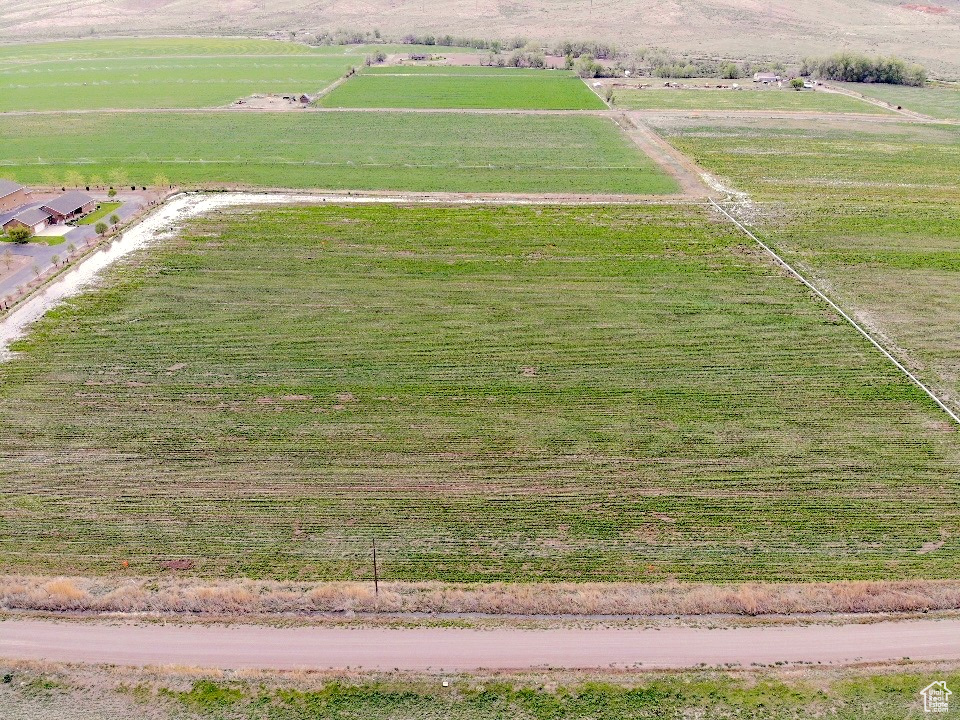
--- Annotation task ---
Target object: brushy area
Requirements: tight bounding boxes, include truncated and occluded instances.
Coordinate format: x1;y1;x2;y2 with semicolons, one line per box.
2;660;959;719
4;576;960;615
1;203;957;582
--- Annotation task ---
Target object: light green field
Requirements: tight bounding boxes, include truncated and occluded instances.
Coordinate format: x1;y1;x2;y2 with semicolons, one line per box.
365;64;553;75
614;88;887;113
320;69;605;109
0;203;956;581
838;81;960;120
0;56;361;110
657;116;960;420
0;37;346;60
0;111;676;194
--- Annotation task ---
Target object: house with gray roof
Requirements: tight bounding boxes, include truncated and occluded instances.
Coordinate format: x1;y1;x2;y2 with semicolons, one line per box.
0;180;29;213
41;191;96;223
3;207;52;235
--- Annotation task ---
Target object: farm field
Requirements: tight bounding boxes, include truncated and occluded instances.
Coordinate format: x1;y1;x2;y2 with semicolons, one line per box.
319;68;605;110
0;56;362;111
0;111;675;194
0;203;957;581
656;115;960;413
0;37;357;60
837;81;960;120
613;87;887;113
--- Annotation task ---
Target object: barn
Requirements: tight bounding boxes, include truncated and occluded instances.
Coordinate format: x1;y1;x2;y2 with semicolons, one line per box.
0;180;29;213
41;191;96;223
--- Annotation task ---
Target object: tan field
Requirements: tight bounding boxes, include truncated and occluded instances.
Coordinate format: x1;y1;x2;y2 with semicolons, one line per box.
0;0;959;76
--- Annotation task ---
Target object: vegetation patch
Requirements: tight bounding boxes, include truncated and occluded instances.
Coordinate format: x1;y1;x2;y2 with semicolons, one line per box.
0;111;672;194
837;81;960;120
319;69;606;109
613;87;887;113
0;203;956;582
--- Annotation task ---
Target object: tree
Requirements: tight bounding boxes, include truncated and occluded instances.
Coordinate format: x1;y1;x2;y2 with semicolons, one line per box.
51;254;60;267
7;227;31;244
604;86;614;104
2;249;12;269
790;78;805;90
720;62;741;79
95;222;108;236
67;243;77;257
108;188;118;198
109;214;120;225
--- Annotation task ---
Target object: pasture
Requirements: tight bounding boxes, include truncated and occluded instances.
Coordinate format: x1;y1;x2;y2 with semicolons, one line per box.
613;87;887;113
0;203;956;582
0;56;362;111
656;115;960;415
319;68;606;110
0;111;675;194
837;81;960;120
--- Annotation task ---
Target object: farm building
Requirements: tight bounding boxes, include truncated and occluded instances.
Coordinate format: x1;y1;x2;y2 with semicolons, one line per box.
0;179;28;213
3;207;51;235
753;72;781;83
41;191;96;223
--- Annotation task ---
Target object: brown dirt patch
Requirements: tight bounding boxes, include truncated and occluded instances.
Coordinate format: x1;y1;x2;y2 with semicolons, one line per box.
901;3;950;13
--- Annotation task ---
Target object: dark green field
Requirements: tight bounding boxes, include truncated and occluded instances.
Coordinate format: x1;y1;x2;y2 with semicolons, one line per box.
0;111;675;195
0;203;956;582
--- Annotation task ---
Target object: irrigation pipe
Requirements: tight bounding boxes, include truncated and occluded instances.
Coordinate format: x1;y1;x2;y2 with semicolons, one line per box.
710;198;960;427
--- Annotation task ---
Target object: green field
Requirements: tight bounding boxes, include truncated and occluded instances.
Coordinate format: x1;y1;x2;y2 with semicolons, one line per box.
656;115;960;418
1;203;957;581
613;87;888;113
838;81;960;120
76;202;122;225
319;69;605;109
0;37;352;60
0;111;675;194
0;56;361;110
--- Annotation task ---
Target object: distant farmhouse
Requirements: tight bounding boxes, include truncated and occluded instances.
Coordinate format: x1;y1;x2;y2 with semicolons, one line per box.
0;180;29;213
753;72;781;84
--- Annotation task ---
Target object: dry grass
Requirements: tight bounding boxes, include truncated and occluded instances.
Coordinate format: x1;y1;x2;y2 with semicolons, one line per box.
4;576;960;617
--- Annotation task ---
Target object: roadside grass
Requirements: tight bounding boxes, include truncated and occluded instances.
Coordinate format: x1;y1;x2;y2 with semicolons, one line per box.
837;81;960;120
614;87;889;113
0;203;957;582
3;663;958;720
655;116;960;413
0;111;675;195
0;56;363;110
76;202;122;226
318;70;606;109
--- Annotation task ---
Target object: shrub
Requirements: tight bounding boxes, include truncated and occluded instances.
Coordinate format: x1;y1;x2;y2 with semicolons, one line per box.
802;53;926;86
107;188;117;198
7;226;31;244
791;77;805;90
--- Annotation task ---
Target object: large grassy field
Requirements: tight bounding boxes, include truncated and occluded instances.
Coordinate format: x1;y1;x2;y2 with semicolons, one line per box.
0;56;361;110
613;87;888;113
0;111;674;194
319;68;605;110
0;203;957;582
0;37;355;60
655;116;960;416
837;81;960;120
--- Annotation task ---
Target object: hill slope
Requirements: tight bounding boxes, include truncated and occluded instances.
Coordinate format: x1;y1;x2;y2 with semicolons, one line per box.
0;0;958;76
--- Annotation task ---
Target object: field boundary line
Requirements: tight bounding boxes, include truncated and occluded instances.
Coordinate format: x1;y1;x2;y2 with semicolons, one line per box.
710;198;960;426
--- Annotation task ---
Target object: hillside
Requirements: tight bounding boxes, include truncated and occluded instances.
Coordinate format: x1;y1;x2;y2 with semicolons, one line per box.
0;0;958;76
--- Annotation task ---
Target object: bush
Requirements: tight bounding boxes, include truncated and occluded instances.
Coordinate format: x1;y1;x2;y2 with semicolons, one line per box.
790;78;805;90
801;53;926;86
107;188;117;198
6;226;31;244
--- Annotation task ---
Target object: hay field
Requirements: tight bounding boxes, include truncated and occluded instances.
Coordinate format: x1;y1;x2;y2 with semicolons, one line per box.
0;111;674;194
0;56;361;111
837;81;960;120
1;203;957;582
319;68;605;110
657;116;960;416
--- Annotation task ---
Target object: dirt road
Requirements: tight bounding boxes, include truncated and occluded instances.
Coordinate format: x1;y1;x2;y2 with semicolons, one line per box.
2;618;959;671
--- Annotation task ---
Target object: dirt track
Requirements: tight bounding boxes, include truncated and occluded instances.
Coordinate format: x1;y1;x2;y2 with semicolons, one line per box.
2;617;959;671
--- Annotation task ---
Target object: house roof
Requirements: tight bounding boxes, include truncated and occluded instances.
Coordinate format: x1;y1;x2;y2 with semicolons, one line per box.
9;207;52;226
0;179;25;200
43;191;94;215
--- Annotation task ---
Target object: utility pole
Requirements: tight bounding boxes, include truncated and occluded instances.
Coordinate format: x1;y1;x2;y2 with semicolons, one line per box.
372;538;379;595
